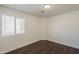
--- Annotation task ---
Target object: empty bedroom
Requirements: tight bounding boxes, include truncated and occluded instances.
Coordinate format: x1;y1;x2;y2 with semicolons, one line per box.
0;4;79;54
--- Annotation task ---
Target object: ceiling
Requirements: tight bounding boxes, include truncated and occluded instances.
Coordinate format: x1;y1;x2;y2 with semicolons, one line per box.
1;4;79;18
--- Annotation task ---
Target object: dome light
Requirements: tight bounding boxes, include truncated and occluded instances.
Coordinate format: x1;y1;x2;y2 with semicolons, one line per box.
44;5;50;9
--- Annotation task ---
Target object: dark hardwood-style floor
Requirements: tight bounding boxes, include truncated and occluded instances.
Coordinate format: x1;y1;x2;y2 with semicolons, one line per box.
6;40;79;54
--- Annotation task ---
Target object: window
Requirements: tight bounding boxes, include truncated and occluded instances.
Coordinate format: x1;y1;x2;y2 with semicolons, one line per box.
2;15;24;36
16;18;24;34
2;15;15;36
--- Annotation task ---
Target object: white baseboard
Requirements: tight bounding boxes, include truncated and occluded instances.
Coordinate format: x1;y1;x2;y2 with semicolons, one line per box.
0;40;39;54
48;39;79;49
1;39;79;54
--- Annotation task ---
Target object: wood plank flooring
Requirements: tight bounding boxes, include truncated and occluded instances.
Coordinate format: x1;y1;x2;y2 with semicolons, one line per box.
6;40;79;54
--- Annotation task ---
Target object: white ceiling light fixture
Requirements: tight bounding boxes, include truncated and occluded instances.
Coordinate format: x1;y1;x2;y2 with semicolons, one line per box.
41;4;51;12
44;5;51;9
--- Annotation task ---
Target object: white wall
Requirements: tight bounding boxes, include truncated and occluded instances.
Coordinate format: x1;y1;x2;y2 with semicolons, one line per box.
48;11;79;49
0;6;40;53
39;18;48;40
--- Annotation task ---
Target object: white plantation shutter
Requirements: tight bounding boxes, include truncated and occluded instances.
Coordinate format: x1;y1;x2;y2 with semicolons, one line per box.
16;18;24;34
2;15;15;36
2;15;24;36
